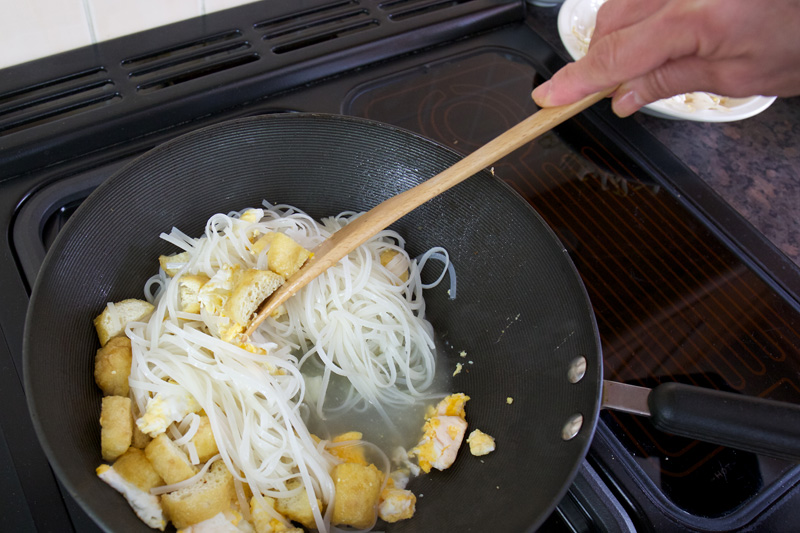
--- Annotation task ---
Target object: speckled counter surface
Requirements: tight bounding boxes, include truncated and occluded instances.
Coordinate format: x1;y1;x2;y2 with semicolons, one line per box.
528;5;800;268
634;96;800;267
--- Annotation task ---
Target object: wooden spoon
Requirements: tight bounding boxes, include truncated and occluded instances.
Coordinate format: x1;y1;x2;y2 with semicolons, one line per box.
244;88;615;337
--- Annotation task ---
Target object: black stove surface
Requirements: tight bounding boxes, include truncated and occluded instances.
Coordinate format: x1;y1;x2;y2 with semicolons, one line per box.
2;1;800;531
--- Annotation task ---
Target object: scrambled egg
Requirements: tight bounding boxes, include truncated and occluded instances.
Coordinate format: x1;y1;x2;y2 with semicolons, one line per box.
233;208;264;242
239;209;263;224
198;264;240;316
96;464;166;531
432;392;469;418
137;389;201;437
378;487;416;523
467;429;496;456
196;264;246;341
411;393;470;473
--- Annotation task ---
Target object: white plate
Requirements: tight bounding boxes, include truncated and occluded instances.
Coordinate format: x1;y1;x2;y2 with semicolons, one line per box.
556;0;776;121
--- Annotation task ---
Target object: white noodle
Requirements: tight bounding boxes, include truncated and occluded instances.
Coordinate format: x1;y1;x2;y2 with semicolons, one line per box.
150;454;221;495
127;203;455;532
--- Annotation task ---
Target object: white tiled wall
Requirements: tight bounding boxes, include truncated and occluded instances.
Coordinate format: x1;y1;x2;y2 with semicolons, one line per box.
0;0;259;70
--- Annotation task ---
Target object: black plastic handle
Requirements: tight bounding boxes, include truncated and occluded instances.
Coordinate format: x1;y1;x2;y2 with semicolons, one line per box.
648;382;800;463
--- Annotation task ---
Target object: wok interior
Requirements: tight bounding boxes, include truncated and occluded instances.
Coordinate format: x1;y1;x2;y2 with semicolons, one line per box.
24;114;602;532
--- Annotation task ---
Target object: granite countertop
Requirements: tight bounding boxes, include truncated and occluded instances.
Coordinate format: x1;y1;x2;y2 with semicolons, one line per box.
528;5;800;268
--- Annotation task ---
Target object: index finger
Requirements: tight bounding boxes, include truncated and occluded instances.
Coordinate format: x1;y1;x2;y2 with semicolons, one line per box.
533;6;698;107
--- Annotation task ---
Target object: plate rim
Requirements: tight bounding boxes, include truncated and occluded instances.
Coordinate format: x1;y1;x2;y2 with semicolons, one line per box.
556;0;777;122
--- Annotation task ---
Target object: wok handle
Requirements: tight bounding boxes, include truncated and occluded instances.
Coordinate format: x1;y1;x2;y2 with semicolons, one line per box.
649;382;800;463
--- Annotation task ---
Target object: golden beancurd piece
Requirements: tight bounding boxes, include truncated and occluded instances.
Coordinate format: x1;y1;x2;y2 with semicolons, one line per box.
94;299;154;347
112;447;164;492
131;416;152;449
158;251;191;276
329;431;368;466
145;433;196;485
251;496;304;533
331;462;382;529
224;269;285;327
265;232;312;278
379;249;409;282
100;396;133;461
94;336;132;396
251;232;276;256
160;460;234;529
274;479;322;530
190;416;219;463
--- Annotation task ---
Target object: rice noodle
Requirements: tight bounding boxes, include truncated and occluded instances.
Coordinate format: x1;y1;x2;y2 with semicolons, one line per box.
128;202;454;532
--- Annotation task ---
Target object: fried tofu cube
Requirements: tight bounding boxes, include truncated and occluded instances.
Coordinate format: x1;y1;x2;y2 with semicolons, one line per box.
274;479;322;530
131;417;152;449
112;447;164;492
178;274;210;314
255;232;311;279
328;431;368;466
251;232;275;256
378;487;416;523
160;460;234;529
250;496;304;533
467;429;496;456
379;250;409;282
159;251;191;276
145;433;196;485
94;336;132;396
94;299;154;346
224;269;285;328
100;396;133;461
250;495;280;533
191;416;219;463
331;463;382;529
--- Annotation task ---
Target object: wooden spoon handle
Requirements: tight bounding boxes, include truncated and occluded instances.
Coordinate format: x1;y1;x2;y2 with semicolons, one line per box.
245;88;615;336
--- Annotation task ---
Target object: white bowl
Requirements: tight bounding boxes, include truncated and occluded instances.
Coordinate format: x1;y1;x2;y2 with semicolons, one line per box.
556;0;776;121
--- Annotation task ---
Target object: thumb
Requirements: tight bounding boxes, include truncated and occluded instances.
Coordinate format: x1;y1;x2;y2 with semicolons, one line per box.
531;57;618;108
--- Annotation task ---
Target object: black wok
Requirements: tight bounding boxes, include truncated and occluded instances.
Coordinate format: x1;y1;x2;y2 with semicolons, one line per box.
24;114;800;532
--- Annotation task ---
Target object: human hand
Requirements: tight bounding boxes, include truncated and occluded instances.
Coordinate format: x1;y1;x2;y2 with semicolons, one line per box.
531;0;800;117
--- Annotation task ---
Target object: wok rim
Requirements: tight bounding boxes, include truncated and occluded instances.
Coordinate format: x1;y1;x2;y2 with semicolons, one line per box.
23;112;604;532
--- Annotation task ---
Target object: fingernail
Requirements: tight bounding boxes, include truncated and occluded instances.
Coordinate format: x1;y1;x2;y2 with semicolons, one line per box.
531;82;552;106
612;90;644;118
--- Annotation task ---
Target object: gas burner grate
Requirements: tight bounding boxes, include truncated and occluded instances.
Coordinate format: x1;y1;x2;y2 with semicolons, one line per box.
380;0;480;21
0;0;524;179
0;68;119;135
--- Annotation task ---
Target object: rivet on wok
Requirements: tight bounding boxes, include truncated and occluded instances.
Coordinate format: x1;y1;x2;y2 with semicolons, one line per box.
561;414;583;441
567;356;587;383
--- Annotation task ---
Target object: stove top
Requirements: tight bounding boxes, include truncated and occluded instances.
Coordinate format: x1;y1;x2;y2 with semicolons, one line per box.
2;1;800;531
